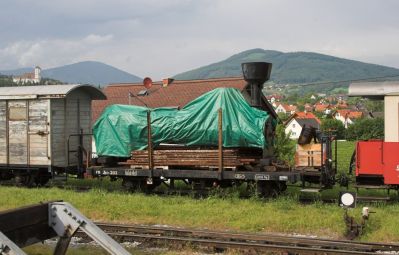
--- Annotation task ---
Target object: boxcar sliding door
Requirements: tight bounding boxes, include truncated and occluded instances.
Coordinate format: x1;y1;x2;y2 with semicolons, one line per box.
28;100;50;166
0;102;6;164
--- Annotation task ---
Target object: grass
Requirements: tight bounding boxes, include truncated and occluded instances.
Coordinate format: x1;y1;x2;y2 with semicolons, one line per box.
1;141;399;245
335;140;355;174
1;184;399;242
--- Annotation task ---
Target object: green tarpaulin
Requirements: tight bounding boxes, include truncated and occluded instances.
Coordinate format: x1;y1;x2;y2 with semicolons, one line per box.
93;88;271;157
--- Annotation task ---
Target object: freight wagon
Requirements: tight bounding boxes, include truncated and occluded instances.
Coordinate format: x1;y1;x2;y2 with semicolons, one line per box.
348;81;399;189
89;62;300;196
0;85;106;186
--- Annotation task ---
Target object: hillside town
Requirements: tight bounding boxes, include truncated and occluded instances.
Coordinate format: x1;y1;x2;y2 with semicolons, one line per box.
265;93;382;139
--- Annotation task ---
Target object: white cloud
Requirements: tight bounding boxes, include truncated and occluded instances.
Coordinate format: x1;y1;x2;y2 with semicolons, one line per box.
0;0;398;77
0;34;114;70
82;34;114;44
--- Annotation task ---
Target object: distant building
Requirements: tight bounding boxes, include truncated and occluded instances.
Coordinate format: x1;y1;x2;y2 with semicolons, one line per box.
275;104;297;115
12;66;41;84
304;103;314;112
266;94;284;104
335;101;348;109
333;109;363;128
314;103;332;115
284;112;321;139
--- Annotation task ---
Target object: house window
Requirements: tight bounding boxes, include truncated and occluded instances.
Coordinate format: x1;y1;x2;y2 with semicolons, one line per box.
292;132;296;136
292;123;296;128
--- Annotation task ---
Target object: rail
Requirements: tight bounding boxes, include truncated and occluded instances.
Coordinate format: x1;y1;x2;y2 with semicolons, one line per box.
76;222;399;255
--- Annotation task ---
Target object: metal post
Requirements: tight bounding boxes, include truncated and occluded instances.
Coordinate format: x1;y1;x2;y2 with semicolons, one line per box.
77;129;84;178
218;108;223;180
53;235;73;255
334;137;338;175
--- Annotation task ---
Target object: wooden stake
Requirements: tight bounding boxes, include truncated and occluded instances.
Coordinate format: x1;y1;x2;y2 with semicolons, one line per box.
218;108;223;176
147;110;153;170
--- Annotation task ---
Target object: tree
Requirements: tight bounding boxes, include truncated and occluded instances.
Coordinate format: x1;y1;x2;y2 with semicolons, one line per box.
277;112;290;122
274;124;295;166
345;117;384;141
320;119;346;139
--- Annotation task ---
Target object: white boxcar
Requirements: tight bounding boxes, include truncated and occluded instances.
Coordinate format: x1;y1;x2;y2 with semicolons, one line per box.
0;84;106;185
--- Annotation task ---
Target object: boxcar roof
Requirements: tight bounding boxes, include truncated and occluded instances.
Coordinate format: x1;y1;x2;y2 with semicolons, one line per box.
349;81;399;99
0;84;106;100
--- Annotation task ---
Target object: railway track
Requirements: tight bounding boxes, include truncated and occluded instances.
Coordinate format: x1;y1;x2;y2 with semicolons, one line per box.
76;222;399;254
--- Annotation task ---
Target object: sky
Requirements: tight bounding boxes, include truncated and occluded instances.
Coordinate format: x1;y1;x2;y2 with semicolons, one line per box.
1;0;399;80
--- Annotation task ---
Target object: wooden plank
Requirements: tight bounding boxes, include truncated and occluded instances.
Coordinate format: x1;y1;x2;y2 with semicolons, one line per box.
128;147;261;168
8;100;28;164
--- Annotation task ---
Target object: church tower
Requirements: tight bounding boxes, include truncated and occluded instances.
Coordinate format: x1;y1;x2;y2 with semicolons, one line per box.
34;66;41;82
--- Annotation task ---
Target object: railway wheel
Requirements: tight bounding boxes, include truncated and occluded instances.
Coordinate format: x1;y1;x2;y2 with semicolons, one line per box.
35;175;50;186
256;181;280;198
122;178;161;193
14;174;35;187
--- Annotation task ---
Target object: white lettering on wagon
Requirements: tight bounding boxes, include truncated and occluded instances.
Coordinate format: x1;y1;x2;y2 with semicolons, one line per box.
254;174;270;180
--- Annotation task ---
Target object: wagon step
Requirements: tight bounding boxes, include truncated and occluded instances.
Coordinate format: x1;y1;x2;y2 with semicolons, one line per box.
49;174;68;184
357;196;391;202
300;188;321;193
353;184;390;189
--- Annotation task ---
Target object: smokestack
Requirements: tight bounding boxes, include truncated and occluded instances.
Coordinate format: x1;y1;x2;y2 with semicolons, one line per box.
241;62;272;107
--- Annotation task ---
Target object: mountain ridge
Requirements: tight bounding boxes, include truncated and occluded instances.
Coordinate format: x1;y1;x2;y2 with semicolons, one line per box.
0;61;142;86
174;48;399;85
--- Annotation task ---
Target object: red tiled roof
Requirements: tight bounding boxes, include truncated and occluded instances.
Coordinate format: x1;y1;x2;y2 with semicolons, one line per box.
314;103;330;112
348;111;363;119
296;111;317;119
335;109;363;119
281;104;297;112
92;77;273;121
336;102;348;109
285;111;321;125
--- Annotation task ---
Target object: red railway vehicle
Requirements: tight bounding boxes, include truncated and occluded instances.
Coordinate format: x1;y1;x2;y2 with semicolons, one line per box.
348;82;399;189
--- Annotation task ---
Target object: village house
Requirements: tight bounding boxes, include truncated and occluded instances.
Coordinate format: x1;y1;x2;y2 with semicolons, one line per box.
304;103;314;112
314;103;332;115
333;109;363;128
284;112;321;139
265;94;284;104
12;66;41;84
272;101;280;108
335;101;348;109
275;104;297;115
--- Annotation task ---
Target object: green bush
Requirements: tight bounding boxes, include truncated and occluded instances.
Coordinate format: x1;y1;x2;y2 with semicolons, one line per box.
345;117;384;141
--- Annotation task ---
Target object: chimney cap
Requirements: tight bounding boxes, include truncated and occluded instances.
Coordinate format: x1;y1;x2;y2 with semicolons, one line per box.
162;78;174;87
241;62;272;84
